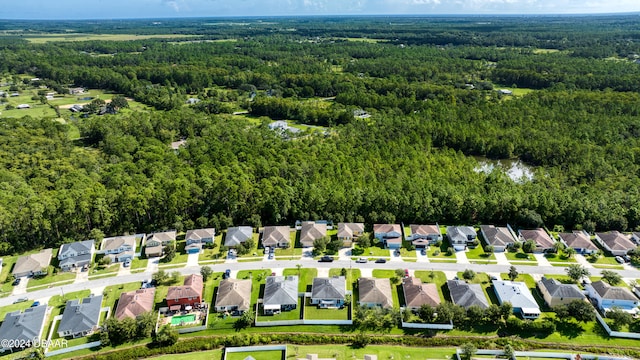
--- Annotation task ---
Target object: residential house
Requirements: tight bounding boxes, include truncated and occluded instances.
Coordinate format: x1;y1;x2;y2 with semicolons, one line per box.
446;226;477;251
167;274;203;310
537;277;586;307
310;276;346;308
408;224;441;248
0;305;48;352
358;277;393;309
492;280;540;319
114;288;156;320
518;228;555;253
479;225;517;252
447;280;489;309
337;222;365;247
558;231;597;255
300;221;327;248
58;295;104;338
595;231;636;256
224;226;253;248
185;228;215;254
262;226;291;249
101;235;136;263
263;275;299;315
632;232;640;245
58;240;94;271
402;277;440;311
215;278;252;314
12;248;52;278
585;280;639;314
68;87;85;95
373;224;403;249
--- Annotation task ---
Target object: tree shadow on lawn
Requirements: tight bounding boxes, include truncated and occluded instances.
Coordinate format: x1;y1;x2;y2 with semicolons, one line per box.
555;319;586;339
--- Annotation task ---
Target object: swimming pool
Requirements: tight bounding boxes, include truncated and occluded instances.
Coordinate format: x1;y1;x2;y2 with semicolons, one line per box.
171;313;196;325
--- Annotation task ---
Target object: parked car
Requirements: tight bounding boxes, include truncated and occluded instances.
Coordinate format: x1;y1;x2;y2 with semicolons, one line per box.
82;264;89;272
623;255;632;263
319;256;334;262
264;247;270;254
30;301;40;307
268;252;274;260
420;248;427;256
615;256;625;264
123;260;131;267
223;269;231;279
356;258;367;263
12;278;21;286
13;297;28;304
375;258;387;264
404;269;409;277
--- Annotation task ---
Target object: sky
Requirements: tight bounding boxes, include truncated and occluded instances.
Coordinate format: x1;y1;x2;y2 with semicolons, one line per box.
2;0;640;20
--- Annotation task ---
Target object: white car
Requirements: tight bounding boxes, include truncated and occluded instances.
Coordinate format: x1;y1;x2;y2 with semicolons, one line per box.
615;256;625;264
356;258;367;263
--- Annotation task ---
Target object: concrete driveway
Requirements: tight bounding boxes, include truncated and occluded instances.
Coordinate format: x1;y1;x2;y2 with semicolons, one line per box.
11;277;28;295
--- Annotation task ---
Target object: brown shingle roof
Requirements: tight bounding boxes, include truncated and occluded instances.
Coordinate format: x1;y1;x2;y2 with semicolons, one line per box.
402;277;440;308
358;277;393;309
262;226;291;247
519;228;555;249
410;224;440;236
300;222;327;247
13;249;52;276
215;278;252;311
167;274;203;301
558;231;597;251
590;280;638;301
596;231;636;252
115;288;156;320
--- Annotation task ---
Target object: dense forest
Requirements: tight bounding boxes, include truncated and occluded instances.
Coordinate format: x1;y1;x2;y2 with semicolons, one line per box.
1;16;640;254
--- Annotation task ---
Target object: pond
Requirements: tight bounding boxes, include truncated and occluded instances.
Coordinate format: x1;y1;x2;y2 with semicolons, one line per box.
474;157;535;183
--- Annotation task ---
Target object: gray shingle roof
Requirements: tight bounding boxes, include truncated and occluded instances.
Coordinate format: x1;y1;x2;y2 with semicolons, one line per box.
185;228;215;242
447;280;490;309
0;305;47;348
590;280;638;301
13;249;52;276
596;231;636;252
59;240;94;259
102;235;136;252
263;276;298;307
148;231;176;244
311;277;346;301
480;225;515;247
58;295;103;336
224;226;253;247
447;226;477;243
59;253;91;268
358;277;393;308
538;277;585;301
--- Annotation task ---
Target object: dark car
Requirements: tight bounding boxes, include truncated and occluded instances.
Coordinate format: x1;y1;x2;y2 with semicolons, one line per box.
375;258;387;263
12;278;21;286
319;256;334;262
223;269;231;279
420;249;427;256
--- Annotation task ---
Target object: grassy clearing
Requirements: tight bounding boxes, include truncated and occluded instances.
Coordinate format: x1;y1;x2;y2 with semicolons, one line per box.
505;251;536;262
26;269;76;289
427;238;456;261
130;258;148;270
303;298;348;320
544;253;576;263
90;262;120;276
226;350;284;360
362;243;390;257
0;256;18;296
466;245;496;261
283;268;317;292
258;298;302;321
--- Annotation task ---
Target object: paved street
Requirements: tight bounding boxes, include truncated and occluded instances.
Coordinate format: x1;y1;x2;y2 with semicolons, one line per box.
2;258;639;308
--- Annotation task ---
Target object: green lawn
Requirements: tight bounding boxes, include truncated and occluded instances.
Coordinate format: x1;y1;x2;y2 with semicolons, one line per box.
505;251;537;262
90;262;120;276
102;282;141;312
591;255;622;265
43;289;92;344
198;235;223;261
427;238;456;260
544;253;576;263
131;258;148;270
0;301;33;322
26;268;76;289
283;268;317;292
329;268;360;290
466;245;496;261
235;233;261;259
0;256;18;296
257;298;302;321
227;350;284;360
161;241;189;265
363;243;390;257
303;298;349;320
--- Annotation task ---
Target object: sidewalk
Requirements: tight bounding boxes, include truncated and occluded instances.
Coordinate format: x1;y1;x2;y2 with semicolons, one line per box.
456;250;470;264
574;254;593;268
494;251;510;265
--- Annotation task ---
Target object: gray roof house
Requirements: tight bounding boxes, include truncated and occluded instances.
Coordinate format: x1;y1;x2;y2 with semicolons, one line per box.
446;226;477;251
101;235;136;263
518;228;555;253
447;280;489;309
262;226;291;248
409;224;442;248
147;231;176;246
0;305;48;351
492;280;540;319
311;277;346;308
479;225;516;252
595;231;636;256
358;277;393;309
558;231;597;254
586;280;639;314
58;295;104;338
300;222;327;248
13;249;53;278
215;278;252;313
224;226;254;247
58;240;95;271
263;275;299;315
337;223;365;247
537;277;586;307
